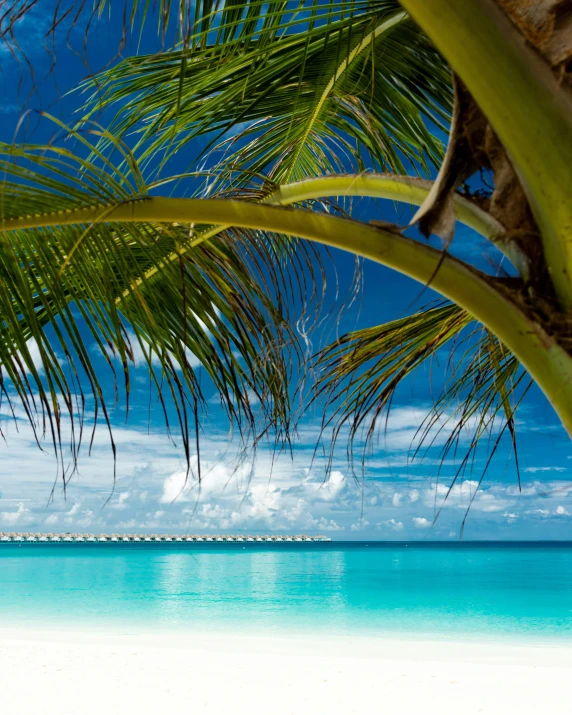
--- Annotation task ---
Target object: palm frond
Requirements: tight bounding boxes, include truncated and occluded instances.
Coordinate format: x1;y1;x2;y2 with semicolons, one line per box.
1;1;532;502
313;301;531;482
0;121;314;489
79;0;452;183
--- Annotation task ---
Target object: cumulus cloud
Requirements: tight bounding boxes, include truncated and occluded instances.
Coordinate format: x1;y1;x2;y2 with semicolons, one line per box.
382;519;404;532
526;509;550;517
1;502;29;526
0;391;571;538
119;309;222;372
22;339;44;373
122;332;202;371
350;518;369;531
160;459;254;503
156;458;352;533
67;503;81;517
8;338;58;378
413;517;431;529
390;489;421;508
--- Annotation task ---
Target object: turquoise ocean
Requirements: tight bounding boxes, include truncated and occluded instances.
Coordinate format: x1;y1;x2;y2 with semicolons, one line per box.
1;542;572;642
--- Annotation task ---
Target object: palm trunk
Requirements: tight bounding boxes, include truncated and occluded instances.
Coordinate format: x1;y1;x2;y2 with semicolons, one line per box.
399;0;572;310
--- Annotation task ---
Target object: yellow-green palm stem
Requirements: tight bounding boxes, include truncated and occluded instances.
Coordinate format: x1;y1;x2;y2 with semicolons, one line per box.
399;0;572;310
3;196;572;435
124;173;517;302
265;174;518;260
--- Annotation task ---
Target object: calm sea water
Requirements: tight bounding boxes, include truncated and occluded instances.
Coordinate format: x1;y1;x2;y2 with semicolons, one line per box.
1;542;572;641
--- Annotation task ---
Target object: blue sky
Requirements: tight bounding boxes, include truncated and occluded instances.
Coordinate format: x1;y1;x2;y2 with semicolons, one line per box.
1;2;571;540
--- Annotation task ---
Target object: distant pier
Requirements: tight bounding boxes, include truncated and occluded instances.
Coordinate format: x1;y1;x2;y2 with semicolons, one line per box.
0;532;331;544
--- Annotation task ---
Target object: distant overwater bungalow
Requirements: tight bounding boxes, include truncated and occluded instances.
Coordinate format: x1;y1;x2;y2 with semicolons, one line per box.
0;532;331;544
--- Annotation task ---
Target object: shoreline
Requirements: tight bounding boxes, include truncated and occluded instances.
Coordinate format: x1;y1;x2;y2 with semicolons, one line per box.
3;625;572;663
3;617;572;653
2;627;572;714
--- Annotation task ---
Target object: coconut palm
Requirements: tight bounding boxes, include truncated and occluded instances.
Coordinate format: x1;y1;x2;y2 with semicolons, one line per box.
1;0;571;496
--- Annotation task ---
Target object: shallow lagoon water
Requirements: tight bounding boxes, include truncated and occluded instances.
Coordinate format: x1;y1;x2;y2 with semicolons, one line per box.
1;542;571;641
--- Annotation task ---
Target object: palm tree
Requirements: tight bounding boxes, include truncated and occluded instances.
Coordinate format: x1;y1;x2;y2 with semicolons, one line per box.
1;0;571;497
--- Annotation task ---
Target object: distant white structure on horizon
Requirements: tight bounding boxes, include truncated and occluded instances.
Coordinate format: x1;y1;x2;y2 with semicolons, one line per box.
0;532;332;544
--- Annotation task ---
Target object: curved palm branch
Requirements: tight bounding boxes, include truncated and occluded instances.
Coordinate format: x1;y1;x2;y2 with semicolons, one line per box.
79;0;451;183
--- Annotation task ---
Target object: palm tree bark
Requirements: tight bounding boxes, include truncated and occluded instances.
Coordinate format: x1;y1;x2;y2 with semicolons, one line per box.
399;0;572;311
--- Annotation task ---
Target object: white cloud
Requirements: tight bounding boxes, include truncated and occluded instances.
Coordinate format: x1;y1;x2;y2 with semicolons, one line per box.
22;339;44;373
358;405;506;453
350;518;369;531
9;338;54;377
413;517;431;529
382;519;404;532
0;502;28;526
123;333;202;371
110;492;131;510
120;308;222;373
0;392;570;538
66;503;81;517
158;459;351;533
316;518;344;532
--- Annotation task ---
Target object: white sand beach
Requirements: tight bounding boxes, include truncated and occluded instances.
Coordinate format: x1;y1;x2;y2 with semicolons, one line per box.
1;628;571;715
